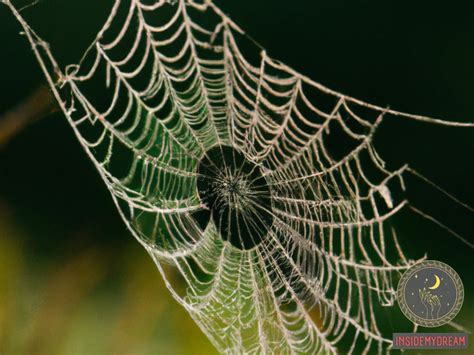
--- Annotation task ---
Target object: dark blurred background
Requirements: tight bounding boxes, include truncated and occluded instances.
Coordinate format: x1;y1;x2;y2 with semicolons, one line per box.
0;0;473;353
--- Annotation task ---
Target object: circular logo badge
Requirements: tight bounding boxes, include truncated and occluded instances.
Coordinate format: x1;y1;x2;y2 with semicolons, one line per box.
397;260;464;327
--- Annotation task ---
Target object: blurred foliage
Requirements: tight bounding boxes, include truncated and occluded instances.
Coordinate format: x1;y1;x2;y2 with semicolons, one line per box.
0;0;473;353
0;201;216;354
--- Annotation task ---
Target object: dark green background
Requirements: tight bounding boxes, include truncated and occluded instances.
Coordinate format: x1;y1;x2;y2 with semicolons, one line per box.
0;0;472;353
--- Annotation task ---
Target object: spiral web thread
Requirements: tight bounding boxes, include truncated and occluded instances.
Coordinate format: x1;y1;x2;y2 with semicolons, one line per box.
4;0;474;353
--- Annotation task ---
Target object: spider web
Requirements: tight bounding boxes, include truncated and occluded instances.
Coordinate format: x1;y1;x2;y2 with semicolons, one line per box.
4;0;473;353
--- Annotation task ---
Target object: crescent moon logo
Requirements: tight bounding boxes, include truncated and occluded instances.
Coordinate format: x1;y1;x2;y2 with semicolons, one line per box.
397;260;464;327
429;274;441;290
